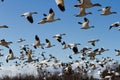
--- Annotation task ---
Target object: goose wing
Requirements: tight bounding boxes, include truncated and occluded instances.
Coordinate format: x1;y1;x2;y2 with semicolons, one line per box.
47;8;55;20
55;0;65;11
26;16;33;23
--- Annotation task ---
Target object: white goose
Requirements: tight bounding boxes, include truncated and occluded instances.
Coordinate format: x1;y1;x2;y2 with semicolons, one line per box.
98;47;109;55
25;49;38;63
45;39;55;48
0;25;8;28
78;17;94;29
38;8;61;24
17;38;25;43
61;41;68;49
0;39;12;48
32;35;44;49
20;44;29;52
109;22;120;30
115;49;120;56
74;0;101;9
21;11;37;23
55;0;65;12
68;43;80;54
75;8;92;17
98;6;117;15
6;49;18;63
88;39;100;46
52;33;66;42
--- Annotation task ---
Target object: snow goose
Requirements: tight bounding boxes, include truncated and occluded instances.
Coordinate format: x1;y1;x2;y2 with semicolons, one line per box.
52;33;66;42
80;46;92;55
68;43;80;54
88;48;98;60
38;8;61;24
74;0;101;9
20;44;29;52
109;22;120;30
6;49;18;63
25;49;38;63
115;49;120;56
67;55;72;59
17;38;25;43
21;12;37;23
88;39;100;46
55;0;65;12
98;47;109;55
0;25;8;28
75;8;92;17
61;41;68;49
0;39;12;48
19;51;25;60
45;39;55;48
32;35;44;49
78;17;94;29
26;49;32;62
98;6;117;15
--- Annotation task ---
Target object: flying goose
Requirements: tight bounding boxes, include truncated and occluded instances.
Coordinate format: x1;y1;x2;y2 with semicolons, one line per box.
6;49;18;63
17;38;25;43
98;47;109;55
75;8;92;17
0;39;12;48
68;43;80;54
25;49;38;63
52;33;66;42
20;44;29;52
74;0;101;9
78;17;94;29
68;55;72;59
45;39;55;48
115;49;120;56
98;6;117;15
88;48;99;60
19;51;25;60
32;35;44;49
88;39;100;46
0;25;8;28
109;22;120;30
61;41;68;49
21;12;37;23
38;8;61;24
55;0;65;12
80;46;92;55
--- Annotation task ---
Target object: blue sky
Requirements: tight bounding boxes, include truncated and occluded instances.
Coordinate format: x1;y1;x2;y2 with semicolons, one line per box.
0;0;120;74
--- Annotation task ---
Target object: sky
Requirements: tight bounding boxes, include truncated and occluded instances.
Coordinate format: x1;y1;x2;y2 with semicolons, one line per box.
0;0;120;77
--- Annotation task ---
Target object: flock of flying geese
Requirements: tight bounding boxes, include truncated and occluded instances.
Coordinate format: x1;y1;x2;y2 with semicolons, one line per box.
0;0;120;30
0;0;120;79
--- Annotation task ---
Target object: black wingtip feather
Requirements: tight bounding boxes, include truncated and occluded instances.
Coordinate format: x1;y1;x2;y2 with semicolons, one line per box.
45;39;49;43
49;8;54;13
58;4;65;12
35;35;39;41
